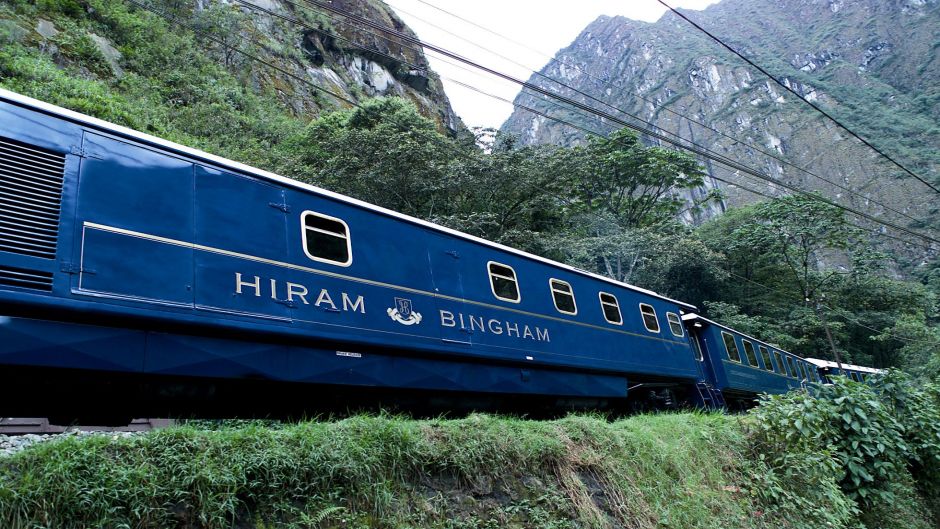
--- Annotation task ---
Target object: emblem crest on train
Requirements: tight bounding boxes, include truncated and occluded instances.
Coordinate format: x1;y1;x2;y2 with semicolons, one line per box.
387;297;422;325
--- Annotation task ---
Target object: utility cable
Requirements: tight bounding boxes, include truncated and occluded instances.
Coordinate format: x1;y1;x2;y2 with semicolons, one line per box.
657;0;940;195
141;0;940;352
294;0;940;247
272;0;936;246
126;0;939;251
390;0;928;228
445;69;935;251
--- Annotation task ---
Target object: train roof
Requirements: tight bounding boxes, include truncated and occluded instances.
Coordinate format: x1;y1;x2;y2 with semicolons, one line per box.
0;88;696;310
804;358;885;374
681;313;806;360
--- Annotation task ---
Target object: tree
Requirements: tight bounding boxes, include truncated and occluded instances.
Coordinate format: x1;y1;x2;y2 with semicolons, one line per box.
550;128;712;229
726;194;869;306
297;97;460;219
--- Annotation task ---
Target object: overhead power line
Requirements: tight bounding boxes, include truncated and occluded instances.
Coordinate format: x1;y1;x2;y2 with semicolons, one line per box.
724;269;940;349
129;0;940;356
125;0;937;251
657;0;940;196
294;0;940;247
393;0;927;228
306;0;936;248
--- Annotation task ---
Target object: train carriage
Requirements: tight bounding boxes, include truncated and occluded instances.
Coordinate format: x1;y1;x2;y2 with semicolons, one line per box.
682;314;819;407
0;88;714;419
0;88;882;421
806;358;884;384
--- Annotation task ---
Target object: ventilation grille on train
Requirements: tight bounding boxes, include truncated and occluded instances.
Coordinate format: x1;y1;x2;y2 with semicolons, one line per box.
0;136;65;259
0;265;53;292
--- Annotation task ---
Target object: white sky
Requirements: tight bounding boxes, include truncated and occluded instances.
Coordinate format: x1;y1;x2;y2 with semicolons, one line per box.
386;0;722;129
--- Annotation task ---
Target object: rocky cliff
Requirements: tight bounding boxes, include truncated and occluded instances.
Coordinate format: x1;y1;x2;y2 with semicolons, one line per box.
250;0;463;132
0;0;461;134
501;0;940;233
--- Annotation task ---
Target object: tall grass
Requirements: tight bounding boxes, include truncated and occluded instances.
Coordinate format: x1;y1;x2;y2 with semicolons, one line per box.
0;413;763;529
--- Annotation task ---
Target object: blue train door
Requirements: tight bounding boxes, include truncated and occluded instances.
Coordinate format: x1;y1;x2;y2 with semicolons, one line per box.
427;242;473;347
72;132;194;306
192;165;291;322
689;328;719;384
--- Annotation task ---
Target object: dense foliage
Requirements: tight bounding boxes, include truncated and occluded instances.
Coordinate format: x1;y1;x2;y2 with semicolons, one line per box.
747;372;940;528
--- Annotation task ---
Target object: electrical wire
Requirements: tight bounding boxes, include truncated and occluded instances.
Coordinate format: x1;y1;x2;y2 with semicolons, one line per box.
125;0;938;253
235;0;936;250
724;269;940;348
293;0;940;248
390;0;929;228
657;0;940;195
115;0;940;353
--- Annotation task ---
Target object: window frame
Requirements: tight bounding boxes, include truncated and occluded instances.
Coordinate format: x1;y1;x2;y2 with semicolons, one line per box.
487;261;521;303
721;331;742;363
758;345;774;372
774;351;785;375
786;357;797;378
690;334;704;361
598;292;623;325
548;278;577;315
741;339;759;367
639;303;661;333
300;210;353;267
666;312;684;337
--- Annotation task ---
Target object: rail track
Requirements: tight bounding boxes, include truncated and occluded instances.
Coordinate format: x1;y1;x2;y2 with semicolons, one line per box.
0;418;174;435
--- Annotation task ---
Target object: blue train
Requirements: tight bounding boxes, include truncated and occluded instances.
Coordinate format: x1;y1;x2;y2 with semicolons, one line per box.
0;89;882;421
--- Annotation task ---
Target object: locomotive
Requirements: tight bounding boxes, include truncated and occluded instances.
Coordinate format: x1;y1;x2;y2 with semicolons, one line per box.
0;88;880;422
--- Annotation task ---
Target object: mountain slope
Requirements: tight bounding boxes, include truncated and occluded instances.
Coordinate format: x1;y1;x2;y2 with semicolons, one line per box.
501;0;940;236
0;0;462;174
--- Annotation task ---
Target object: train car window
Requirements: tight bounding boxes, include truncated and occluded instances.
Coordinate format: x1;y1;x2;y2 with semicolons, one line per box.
690;335;704;361
758;346;774;372
774;351;785;375
598;292;623;325
666;312;684;337
549;279;577;315
741;340;759;367
786;357;797;378
302;211;352;266
721;332;742;363
797;362;807;380
488;262;520;303
639;304;661;333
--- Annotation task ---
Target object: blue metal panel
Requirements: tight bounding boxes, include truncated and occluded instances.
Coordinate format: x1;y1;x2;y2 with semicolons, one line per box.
193;165;290;321
0;94;719;405
144;331;290;380
76;133;193;240
77;226;194;305
427;243;474;348
0;100;81;155
0;315;145;372
72;132;194;305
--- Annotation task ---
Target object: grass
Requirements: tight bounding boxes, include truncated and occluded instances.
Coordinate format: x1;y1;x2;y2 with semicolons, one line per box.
0;412;763;529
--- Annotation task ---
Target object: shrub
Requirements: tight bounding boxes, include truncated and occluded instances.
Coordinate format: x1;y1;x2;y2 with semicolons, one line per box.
747;375;940;528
